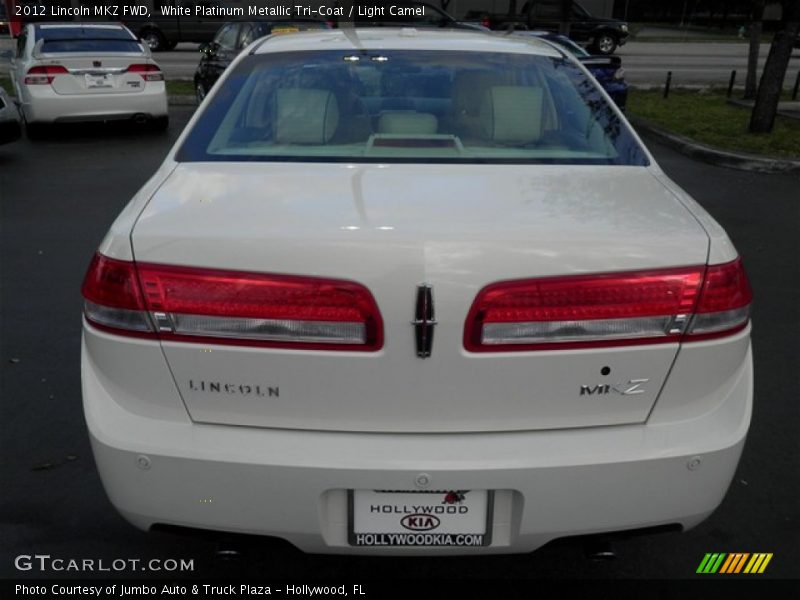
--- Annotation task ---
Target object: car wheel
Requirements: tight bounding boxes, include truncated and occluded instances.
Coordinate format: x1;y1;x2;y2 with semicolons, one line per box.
150;116;169;132
141;30;166;52
195;82;207;105
25;121;46;140
593;33;618;55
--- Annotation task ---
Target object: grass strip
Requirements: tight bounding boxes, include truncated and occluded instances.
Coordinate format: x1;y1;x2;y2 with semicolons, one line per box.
628;88;800;160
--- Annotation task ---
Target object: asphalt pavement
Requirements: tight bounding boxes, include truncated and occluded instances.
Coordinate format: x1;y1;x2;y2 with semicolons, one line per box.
0;107;798;582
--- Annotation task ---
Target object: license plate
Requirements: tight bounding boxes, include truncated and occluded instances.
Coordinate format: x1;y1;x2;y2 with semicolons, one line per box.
349;490;492;547
85;74;112;88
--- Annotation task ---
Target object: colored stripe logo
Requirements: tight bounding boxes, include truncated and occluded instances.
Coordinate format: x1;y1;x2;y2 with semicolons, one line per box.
697;553;773;574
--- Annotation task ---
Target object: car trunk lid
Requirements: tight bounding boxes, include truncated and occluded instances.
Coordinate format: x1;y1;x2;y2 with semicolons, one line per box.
130;162;709;433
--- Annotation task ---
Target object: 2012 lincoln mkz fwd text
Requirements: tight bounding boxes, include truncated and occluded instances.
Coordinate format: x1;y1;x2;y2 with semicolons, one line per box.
81;28;753;554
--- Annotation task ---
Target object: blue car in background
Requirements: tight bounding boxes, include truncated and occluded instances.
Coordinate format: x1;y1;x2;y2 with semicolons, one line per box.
517;31;629;110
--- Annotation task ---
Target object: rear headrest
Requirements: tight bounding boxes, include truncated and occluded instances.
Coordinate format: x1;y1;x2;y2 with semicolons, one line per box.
275;88;339;144
452;71;503;117
479;86;544;144
378;111;438;135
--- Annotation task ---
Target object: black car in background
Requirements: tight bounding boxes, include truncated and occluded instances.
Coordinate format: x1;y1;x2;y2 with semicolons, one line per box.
518;31;629;109
193;20;329;103
467;1;629;54
0;4;9;35
124;0;238;51
331;1;487;31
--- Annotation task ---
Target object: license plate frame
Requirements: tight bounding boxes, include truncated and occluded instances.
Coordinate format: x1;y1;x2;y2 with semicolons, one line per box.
85;73;112;89
348;489;494;547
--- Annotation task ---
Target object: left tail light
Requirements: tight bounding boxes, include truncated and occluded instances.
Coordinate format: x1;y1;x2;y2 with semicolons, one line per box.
82;253;383;351
24;65;69;85
126;63;164;82
464;259;752;352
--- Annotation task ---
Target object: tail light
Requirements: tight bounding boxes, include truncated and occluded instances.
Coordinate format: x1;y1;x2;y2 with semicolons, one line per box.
126;63;164;82
481;17;491;28
24;65;69;85
688;259;752;339
82;253;383;351
464;259;751;352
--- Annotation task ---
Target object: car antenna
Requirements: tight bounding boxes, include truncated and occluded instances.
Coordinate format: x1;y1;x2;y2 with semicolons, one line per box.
338;1;366;52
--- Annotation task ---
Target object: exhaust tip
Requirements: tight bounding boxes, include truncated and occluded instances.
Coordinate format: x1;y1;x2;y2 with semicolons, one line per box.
584;539;617;561
213;546;242;562
133;113;148;125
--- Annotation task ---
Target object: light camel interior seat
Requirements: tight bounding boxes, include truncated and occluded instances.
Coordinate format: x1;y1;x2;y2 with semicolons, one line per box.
479;85;545;145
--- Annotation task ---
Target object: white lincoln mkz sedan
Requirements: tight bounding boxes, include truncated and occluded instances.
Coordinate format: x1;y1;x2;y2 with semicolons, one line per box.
82;28;753;554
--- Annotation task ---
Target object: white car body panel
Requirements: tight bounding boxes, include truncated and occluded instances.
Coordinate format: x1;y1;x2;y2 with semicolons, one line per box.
82;29;752;554
130;163;710;433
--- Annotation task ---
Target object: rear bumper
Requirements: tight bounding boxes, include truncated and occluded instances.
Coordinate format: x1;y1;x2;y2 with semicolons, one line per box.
83;331;752;555
21;85;167;124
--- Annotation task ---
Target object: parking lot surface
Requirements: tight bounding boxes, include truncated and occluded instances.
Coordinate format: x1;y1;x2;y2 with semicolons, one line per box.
0;108;798;580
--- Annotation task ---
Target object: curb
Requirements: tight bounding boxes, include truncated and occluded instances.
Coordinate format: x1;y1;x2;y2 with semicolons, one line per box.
629;116;800;174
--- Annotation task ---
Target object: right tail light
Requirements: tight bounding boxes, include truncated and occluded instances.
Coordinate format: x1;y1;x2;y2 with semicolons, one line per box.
126;64;164;82
464;258;751;352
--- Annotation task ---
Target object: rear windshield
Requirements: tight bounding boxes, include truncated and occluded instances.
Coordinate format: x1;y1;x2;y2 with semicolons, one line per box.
177;50;648;165
37;27;141;53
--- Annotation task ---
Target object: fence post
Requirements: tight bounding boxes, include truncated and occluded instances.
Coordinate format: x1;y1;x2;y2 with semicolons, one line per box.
664;71;672;99
727;70;737;98
793;71;800;101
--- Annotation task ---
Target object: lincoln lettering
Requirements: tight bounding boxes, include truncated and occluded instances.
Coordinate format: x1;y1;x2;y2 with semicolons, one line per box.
188;380;279;397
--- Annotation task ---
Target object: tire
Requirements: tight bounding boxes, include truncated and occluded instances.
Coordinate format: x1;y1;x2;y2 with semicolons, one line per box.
140;29;167;52
25;121;47;140
149;116;169;132
195;81;207;105
592;32;618;55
